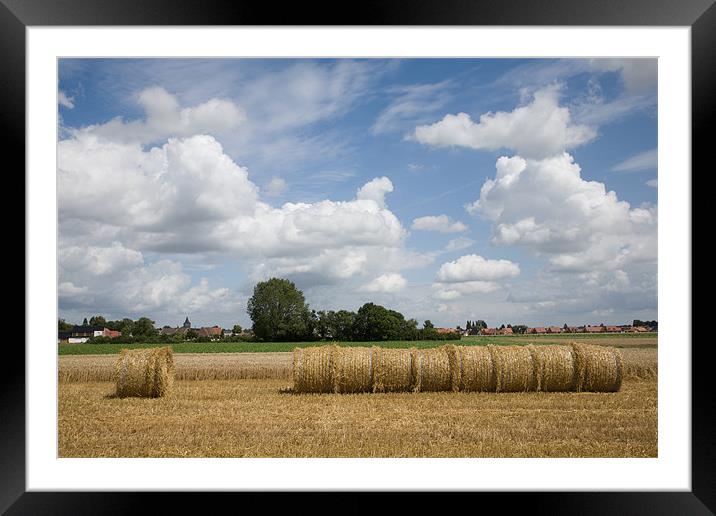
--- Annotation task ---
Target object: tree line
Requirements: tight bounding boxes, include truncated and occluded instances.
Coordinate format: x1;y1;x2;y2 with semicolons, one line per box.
247;278;461;342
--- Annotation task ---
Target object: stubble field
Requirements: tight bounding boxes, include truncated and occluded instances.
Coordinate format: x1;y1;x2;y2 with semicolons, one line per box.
58;342;657;458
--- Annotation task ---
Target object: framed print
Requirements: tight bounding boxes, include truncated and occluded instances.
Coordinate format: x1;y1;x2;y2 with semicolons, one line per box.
7;0;711;512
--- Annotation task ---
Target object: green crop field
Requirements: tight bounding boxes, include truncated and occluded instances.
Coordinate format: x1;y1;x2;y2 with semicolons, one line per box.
58;332;657;355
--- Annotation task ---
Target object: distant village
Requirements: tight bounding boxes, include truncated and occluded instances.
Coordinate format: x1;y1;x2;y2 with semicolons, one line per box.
58;316;251;344
453;320;657;337
58;314;657;344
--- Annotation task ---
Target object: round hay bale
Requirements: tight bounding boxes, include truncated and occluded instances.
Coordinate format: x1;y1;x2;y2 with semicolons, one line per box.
528;345;577;392
571;342;623;392
413;346;452;392
292;345;336;393
332;346;374;393
372;347;414;393
488;345;536;392
456;345;496;392
114;346;174;398
444;344;461;392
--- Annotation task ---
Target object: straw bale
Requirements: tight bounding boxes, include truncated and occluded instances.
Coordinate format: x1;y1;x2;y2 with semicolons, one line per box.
571;342;623;392
488;345;536;392
444;345;461;392
332;346;374;393
372;347;414;393
114;346;174;398
455;345;496;392
528;345;577;392
413;346;453;392
292;345;337;393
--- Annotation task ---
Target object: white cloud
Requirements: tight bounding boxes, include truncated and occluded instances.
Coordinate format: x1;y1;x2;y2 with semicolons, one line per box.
59;129;411;290
59;242;143;276
407;163;423;172
431;252;519;301
58;91;75;109
435;254;520;283
264;177;287;197
611;149;658;172
468;153;657;272
413;85;596;159
356;177;394;208
59;134;259;235
360;273;407;293
77;86;246;144
411;215;467;233
646;179;658;188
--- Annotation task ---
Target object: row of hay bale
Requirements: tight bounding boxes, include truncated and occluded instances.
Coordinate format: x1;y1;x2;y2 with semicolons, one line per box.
293;343;622;394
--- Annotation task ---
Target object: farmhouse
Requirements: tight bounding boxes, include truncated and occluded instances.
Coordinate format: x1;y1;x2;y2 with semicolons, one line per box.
529;327;548;334
59;325;121;344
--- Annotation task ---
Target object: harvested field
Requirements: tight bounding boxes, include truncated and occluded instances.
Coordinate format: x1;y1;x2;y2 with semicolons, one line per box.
59;352;293;382
58;377;657;458
620;348;657;379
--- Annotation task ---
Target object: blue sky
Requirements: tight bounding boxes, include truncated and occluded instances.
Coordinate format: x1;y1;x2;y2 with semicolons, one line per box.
57;58;657;329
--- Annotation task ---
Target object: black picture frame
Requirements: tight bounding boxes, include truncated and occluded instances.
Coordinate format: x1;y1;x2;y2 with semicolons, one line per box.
5;0;709;513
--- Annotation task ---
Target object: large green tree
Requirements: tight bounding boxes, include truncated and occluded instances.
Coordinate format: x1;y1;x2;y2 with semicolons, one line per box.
58;319;73;332
247;278;313;341
132;317;157;337
352;303;417;341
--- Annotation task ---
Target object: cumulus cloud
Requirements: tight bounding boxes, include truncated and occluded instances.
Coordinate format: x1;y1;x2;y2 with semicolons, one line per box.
611;148;658;172
646;179;658;188
431;254;518;301
435;254;520;283
413;85;596;159
59;120;414;298
76;86;246;144
59;134;259;235
264;177;287;197
356;177;394;208
360;273;407;293
467;153;657;272
411;215;467;233
59;242;143;276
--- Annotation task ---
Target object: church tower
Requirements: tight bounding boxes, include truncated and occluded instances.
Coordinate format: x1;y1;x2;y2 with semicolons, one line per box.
183;316;191;329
